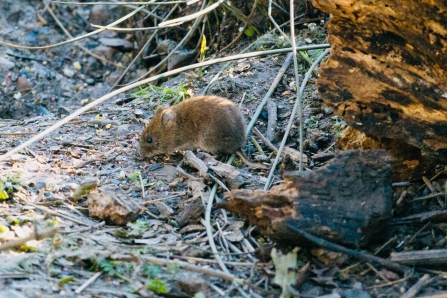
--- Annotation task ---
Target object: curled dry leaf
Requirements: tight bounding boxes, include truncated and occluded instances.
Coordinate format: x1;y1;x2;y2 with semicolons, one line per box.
223;221;244;242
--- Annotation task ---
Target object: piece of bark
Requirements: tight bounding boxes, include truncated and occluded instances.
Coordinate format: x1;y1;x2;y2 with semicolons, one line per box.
154;201;174;218
390;250;447;266
183;150;208;178
337;127;439;181
196;152;245;189
88;187;143;225
174;273;211;297
218;150;393;247
177;197;203;228
313;0;447;162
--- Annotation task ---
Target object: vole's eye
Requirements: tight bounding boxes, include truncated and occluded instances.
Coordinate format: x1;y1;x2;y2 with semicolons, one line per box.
146;137;153;143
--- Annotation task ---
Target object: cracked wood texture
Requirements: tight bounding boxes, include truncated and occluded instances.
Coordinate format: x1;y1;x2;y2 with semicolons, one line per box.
313;0;447;161
219;150;393;248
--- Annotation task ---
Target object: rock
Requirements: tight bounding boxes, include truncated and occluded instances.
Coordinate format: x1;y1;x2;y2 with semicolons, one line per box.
99;38;133;51
152;165;178;182
88;187;143;225
85;78;95;85
0;57;15;71
16;75;31;92
37;106;51;116
57;106;70;117
92;45;114;61
105;69;124;87
62;67;75;78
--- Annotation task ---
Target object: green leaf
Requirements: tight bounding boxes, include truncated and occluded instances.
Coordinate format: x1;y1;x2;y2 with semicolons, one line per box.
148;278;167;294
143;264;162;278
244;26;256;37
58;276;75;286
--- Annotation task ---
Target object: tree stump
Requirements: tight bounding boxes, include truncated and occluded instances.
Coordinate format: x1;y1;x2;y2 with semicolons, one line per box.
218;150;394;248
313;0;447;162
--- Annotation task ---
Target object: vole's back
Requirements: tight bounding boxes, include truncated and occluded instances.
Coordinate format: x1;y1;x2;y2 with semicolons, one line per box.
173;96;246;155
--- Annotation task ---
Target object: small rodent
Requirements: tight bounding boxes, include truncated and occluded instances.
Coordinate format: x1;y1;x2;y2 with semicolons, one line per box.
139;95;267;169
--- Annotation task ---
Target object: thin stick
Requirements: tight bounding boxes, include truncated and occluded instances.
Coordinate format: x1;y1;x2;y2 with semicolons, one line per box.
52;1;185;5
75;272;102;294
141;255;241;283
220;0;258;52
0;4;145;50
365;276;411;289
366;263;391;283
108;3;180;91
122;0;207;86
286;219;412;274
0;132;37;136
289;0;302;171
139;173;146;199
28;203;93;226
246;53;293;136
0;226;59;251
401;274;434;298
0;45;329;162
61;221;106;234
268;0;291;44
264;48;330;190
252;127;278;152
43;0;116;66
158;0;223;27
143;192;185;205
205;185;229;273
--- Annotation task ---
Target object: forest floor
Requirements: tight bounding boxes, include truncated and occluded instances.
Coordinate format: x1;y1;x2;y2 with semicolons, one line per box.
0;1;446;298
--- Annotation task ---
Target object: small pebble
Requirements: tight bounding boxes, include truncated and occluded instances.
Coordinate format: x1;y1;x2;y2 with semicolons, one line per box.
121;142;128;147
73;61;82;70
58;106;70;118
36;182;46;190
63;67;75;78
37;106;51;116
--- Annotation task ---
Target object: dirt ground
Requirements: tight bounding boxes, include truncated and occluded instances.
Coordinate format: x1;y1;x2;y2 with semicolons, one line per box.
0;1;447;298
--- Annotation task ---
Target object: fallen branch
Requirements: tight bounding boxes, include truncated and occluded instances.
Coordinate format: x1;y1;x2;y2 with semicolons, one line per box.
0;226;59;251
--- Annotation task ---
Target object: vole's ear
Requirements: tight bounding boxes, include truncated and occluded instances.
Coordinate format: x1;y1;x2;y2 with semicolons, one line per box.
161;109;176;126
155;104;169;114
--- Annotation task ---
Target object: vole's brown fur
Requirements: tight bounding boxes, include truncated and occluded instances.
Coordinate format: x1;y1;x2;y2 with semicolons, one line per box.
139;96;267;169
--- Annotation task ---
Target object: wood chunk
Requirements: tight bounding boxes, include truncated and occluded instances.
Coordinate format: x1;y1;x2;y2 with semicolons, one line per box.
177;180;206;227
196;152;245;189
183;150;208;178
174;273;211;297
154;201;174;218
177;197;203;228
313;0;447;162
337;127;439;181
218;150;394;247
88;187;143;225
